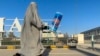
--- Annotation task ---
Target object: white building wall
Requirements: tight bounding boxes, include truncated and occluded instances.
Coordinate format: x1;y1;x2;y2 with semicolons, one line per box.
0;18;4;32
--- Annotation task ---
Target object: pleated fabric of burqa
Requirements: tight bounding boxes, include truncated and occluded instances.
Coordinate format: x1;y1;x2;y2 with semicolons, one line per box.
19;2;44;56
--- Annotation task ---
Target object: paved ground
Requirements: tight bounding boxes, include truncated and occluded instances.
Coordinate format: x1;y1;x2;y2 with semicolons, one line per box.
0;48;100;56
78;44;100;49
78;44;100;53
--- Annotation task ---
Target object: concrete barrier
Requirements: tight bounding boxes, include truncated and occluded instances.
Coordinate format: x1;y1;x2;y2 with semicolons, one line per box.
7;45;15;50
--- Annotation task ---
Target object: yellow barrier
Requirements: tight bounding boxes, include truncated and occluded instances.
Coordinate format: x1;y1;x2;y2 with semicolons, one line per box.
63;45;69;49
7;45;15;50
50;45;56;49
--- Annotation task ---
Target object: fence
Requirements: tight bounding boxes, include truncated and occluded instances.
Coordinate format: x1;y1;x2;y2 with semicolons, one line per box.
84;35;100;44
1;37;68;48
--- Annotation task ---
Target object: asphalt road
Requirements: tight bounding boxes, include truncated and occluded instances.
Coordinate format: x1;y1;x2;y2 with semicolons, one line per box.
0;48;99;56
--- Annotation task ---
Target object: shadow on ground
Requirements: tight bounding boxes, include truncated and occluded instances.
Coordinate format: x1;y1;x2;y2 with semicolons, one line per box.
95;48;100;53
69;48;99;56
42;48;51;56
87;47;100;53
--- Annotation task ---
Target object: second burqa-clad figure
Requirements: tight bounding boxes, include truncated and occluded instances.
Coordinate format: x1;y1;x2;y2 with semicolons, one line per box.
19;2;44;56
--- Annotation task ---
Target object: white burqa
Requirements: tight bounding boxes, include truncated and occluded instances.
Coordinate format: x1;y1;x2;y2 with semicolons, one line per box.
19;2;44;56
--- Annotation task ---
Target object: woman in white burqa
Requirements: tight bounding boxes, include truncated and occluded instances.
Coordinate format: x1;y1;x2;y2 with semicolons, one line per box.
14;2;44;56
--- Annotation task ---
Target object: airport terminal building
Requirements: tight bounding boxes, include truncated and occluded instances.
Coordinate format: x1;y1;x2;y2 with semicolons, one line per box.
81;27;100;44
81;27;100;36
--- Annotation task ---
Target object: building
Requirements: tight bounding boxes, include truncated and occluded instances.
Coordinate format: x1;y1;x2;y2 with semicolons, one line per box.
72;34;84;44
81;27;100;44
81;27;100;36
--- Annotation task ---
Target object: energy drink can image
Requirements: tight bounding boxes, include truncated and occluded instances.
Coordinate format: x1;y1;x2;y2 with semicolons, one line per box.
52;12;63;32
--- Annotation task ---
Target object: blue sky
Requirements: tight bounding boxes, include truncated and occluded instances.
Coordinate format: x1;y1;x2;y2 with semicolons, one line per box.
0;0;100;35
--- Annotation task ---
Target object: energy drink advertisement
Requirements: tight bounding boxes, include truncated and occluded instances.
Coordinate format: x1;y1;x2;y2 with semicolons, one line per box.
52;12;63;32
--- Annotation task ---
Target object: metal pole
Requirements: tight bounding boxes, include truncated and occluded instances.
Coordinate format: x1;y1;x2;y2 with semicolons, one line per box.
91;35;94;50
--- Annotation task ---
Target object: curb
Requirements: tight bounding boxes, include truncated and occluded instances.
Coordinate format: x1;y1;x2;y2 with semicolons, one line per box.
0;45;76;49
50;45;76;49
0;45;20;49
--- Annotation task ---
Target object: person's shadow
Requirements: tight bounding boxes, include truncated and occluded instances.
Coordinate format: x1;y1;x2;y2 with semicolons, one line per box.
42;48;51;56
